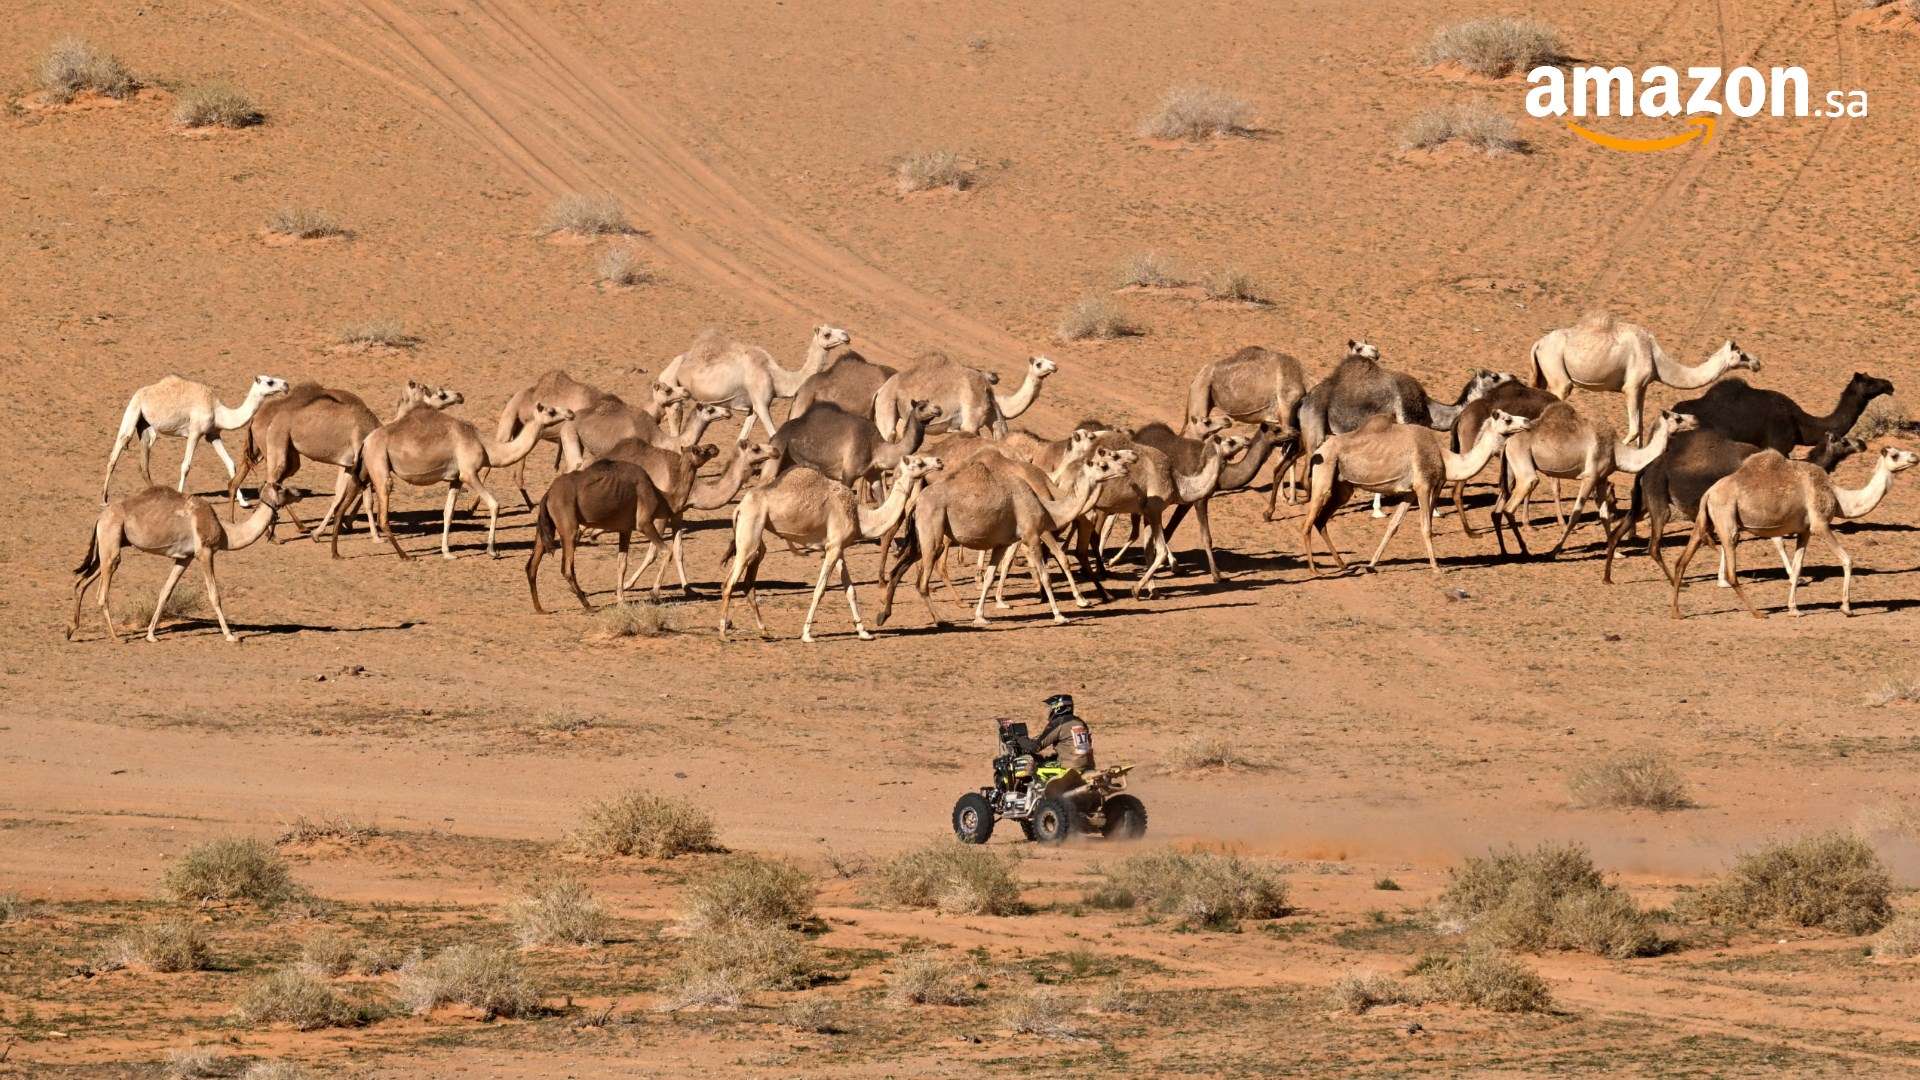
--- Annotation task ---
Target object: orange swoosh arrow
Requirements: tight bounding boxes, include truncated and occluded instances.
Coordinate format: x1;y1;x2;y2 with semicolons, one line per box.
1566;115;1715;153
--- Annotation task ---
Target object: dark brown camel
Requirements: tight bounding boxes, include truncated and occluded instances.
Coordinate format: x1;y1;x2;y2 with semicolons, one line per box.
1673;372;1894;455
526;459;670;613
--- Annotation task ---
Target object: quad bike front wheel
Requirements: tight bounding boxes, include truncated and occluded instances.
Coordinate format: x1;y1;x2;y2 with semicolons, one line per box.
1101;794;1148;840
1030;796;1079;844
953;793;995;844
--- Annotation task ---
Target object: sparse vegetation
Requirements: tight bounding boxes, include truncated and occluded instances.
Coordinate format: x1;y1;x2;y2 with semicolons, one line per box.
1167;733;1248;770
1117;252;1184;289
509;877;608;948
1419;17;1564;78
239;1064;313;1080
103;918;211;973
597;245;651;286
1089;850;1289;929
162;838;299;906
1850;398;1910;440
1437;842;1660;958
663;919;813;1009
595;597;674;637
173;81;263;128
895;150;973;194
570;789;721;858
874;841;1024;915
1138;85;1252;141
1687;831;1894;934
1412;949;1554;1012
1866;675;1920;707
265;208;345;240
0;893;33;922
1056;294;1142;342
1203;268;1265;303
120;580;206;629
38;38;136;103
999;984;1089;1040
398;943;541;1018
782;996;840;1033
1400;103;1526;154
1330;970;1419;1014
1374;877;1403;891
1568;749;1692;811
1090;979;1145;1014
297;931;359;977
1871;910;1920;958
886;951;983;1007
164;1047;226;1080
334;320;414;350
276;815;380;846
681;855;815;933
232;969;367;1029
543;193;631;236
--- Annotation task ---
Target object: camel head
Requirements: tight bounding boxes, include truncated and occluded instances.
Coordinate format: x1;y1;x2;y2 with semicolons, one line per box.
1712;339;1760;375
528;402;576;429
1810;434;1867;471
1028;356;1058;379
1092;446;1139;469
1880;446;1919;474
257;482;289;509
1081;452;1130;486
1210;432;1253;461
689;444;722;467
1485;409;1532;437
1065;428;1099;460
900;455;944;481
1659;409;1699;434
1346;339;1381;361
813;324;852;353
652;381;692;409
693;402;732;424
1462;369;1516;402
251;375;292;400
404;380;464;410
737;443;779;470
1848;371;1896;403
908;399;943;424
1191;412;1232;438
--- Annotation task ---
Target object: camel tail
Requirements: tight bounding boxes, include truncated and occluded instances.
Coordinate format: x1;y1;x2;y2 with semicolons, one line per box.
1185;363;1216;430
886;515;925;583
73;527;102;583
533;498;560;552
1528;339;1546;389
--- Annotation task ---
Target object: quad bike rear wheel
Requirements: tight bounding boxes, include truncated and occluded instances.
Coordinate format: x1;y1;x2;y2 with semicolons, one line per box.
1101;794;1148;840
953;793;995;844
1030;796;1079;844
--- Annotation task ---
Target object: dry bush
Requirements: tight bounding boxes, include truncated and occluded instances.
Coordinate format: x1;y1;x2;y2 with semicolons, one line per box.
1871;910;1920;958
597;245;650;286
509;877;608;948
39;38;136;103
1090;850;1289;929
1866;675;1920;707
334;320;414;349
999;984;1089;1041
239;1064;313;1080
1687;831;1894;934
1420;17;1564;78
544;193;630;235
352;940;412;976
1117;252;1184;288
895;150;973;194
885;951;983;1007
1413;949;1554;1012
1089;979;1145;1014
164;1047;228;1080
1400;103;1526;154
1850;398;1911;441
1056;294;1142;342
232;969;366;1029
1330;970;1419;1014
873;841;1023;915
1374;877;1403;891
570;789;721;858
173;81;262;128
275;815;379;846
595;598;674;637
103;918;211;973
1568;749;1692;810
298;931;359;977
681;855;815;933
398;943;541;1018
265;208;345;240
1438;842;1659;958
1138;85;1252;140
0;894;29;923
1856;798;1920;839
120;579;206;629
781;996;840;1033
662;920;813;1009
163;838;299;906
1203;268;1264;303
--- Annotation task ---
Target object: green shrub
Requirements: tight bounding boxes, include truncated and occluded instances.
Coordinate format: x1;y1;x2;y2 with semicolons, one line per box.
1089;850;1288;929
874;842;1023;915
1687;832;1894;934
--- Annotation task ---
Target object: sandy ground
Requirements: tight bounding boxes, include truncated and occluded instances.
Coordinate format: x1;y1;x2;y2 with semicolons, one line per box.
4;0;1920;1076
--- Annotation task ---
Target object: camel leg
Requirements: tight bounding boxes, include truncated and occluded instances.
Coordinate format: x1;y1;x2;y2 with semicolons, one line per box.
716;538;756;639
560;524;592;611
972;547;1003;626
209;436;247;506
1133;514;1171;598
1545;476;1596;556
1370;493;1386;519
670;527;693;596
1623;378;1648;445
1771;537;1809;585
1195;500;1221;583
1039;532;1090;608
801;546;838;643
311;470;352;541
80;530;126;643
992;545;1020;610
146;558;190;643
839;555;873;640
198;551;239;643
475;483;503;559
614;531;631;609
1451;479;1481;538
1669;515;1710;619
439;486;461;560
733;410;758;445
741;553;771;633
622;542;659;592
1026;542;1067;624
102;432;134;504
1784;534;1810;616
1365;499;1410;570
138;428;157;487
1599;499;1637;584
1720;522;1764;619
1811;520;1854;616
1416;490;1442;573
175;427;203;492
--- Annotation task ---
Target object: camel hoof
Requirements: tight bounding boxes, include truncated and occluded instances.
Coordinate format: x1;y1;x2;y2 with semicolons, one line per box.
993;602;1012;610
1715;579;1733;589
970;617;990;628
801;632;815;643
1074;599;1090;609
1052;614;1068;625
441;553;457;561
856;629;874;640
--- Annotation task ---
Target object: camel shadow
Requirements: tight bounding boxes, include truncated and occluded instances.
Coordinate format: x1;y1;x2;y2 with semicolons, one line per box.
149;618;419;639
872;597;1257;637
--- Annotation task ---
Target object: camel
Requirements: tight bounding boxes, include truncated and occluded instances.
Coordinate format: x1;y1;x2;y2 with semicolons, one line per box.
1069;429;1232;599
718;455;944;642
69;484;286;643
1185;345;1306;432
346;401;575;561
1674;372;1893;455
1161;420;1296;551
1300;411;1531;576
1448;381;1565;535
1529;312;1759;444
1119;423;1253;583
768;400;941;485
525;459;671;614
873;353;1056;438
494;379;687;508
877;452;1129;628
102;374;290;505
606;442;781;594
564;398;729;467
1489;405;1695;558
1671;445;1917;619
1601;430;1865;587
658;324;851;442
789;350;896;420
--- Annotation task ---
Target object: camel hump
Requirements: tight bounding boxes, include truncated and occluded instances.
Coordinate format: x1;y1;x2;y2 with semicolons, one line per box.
1575;310;1619;334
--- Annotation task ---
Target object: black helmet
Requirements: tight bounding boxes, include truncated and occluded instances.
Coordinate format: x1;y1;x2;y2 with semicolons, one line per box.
1043;693;1075;723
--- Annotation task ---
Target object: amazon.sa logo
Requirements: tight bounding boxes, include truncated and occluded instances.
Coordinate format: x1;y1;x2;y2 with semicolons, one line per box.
1525;65;1868;152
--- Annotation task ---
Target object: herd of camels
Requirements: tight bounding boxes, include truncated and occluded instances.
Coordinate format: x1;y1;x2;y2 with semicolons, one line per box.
69;312;1912;643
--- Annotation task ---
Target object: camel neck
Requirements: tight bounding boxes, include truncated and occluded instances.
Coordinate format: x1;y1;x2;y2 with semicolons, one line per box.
1444;428;1504;482
1615;421;1672;473
1834;461;1896;519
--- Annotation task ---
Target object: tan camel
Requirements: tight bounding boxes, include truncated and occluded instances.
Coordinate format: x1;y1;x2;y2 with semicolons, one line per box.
1490;405;1696;558
1671;446;1917;619
69;484;286;643
348;401;574;561
1529;312;1758;444
718;455;944;642
102;374;290;504
658;325;851;442
606;443;781;593
1122;423;1252;583
874;354;1056;438
525;459;670;614
1301;411;1531;576
564;398;729;468
769;400;941;485
790;350;895;419
1185;345;1305;432
493;378;687;508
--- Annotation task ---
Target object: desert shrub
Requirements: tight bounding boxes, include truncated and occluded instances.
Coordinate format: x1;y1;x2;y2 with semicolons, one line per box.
1413;949;1554;1012
1374;877;1403;891
570;789;720;858
1400;103;1526;154
895;150;973;194
662;919;813;1009
239;1064;313;1080
298;931;359;977
1089;979;1145;1014
103;918;211;973
1117;251;1184;288
1438;842;1658;957
38;38;136;103
0;894;35;923
275;815;379;846
1330;970;1419;1014
1420;17;1564;78
353;940;412;976
164;1047;227;1079
1866;675;1920;707
681;855;814;933
232;969;365;1029
163;838;298;906
1089;850;1288;929
1138;85;1251;140
173;81;262;128
509;877;608;948
781;996;839;1033
265;208;345;240
595;598;673;637
885;951;983;1007
1851;397;1911;441
1056;294;1142;342
1687;831;1894;934
999;984;1088;1040
334;320;413;349
543;193;630;235
121;580;206;628
1568;750;1692;810
597;245;650;286
1203;268;1264;303
398;943;541;1018
874;841;1023;915
1871;910;1920;958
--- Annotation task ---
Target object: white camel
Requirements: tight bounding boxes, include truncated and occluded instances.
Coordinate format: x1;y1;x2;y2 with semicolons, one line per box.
102;374;290;505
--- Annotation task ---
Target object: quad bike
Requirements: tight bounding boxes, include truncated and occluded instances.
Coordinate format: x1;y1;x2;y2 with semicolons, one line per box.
951;720;1148;844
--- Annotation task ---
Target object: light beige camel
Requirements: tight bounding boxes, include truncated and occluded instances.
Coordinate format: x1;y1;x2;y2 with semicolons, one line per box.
719;455;944;642
1529;312;1758;444
349;401;574;560
1490;404;1696;558
1069;428;1232;599
874;354;1056;438
1671;446;1917;619
524;459;671;614
69;484;285;643
606;442;781;594
1123;423;1252;583
658;325;851;442
1301;411;1531;575
102;374;290;504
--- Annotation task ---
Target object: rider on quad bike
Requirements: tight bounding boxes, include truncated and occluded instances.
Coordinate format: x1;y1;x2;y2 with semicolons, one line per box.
951;694;1147;845
1018;693;1096;772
